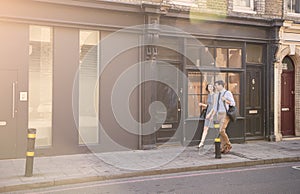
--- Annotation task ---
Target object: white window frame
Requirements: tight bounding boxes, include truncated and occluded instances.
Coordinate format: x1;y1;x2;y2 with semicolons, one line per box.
287;0;300;15
233;0;255;13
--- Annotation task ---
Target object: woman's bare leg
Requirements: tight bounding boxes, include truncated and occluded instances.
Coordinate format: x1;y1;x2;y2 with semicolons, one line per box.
199;126;209;147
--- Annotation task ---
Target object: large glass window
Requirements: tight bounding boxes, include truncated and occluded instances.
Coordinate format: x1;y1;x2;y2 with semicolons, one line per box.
186;45;242;68
233;0;254;11
246;44;263;64
188;72;217;118
188;72;241;118
229;49;242;68
228;73;241;111
29;26;53;147
188;72;201;117
287;0;300;13
201;47;215;67
79;30;99;145
216;48;242;68
216;48;227;68
186;46;215;67
234;0;251;7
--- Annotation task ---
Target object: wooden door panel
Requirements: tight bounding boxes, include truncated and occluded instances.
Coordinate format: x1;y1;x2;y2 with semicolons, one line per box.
155;63;181;144
281;72;295;136
246;66;264;138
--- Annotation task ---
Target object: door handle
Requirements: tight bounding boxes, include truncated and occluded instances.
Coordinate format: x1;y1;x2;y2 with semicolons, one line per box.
12;82;16;118
281;108;289;111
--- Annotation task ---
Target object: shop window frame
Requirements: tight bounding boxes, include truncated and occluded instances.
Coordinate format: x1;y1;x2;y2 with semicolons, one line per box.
187;70;243;119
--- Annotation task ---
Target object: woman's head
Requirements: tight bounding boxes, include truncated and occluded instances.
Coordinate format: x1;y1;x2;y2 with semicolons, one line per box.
206;83;215;93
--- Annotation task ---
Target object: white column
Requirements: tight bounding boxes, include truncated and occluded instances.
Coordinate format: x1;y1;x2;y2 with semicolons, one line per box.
274;61;283;141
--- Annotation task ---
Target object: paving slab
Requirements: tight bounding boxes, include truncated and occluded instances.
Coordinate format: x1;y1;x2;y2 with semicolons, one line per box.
0;139;300;193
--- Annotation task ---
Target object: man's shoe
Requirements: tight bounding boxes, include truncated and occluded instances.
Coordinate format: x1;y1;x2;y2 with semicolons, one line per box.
223;144;232;154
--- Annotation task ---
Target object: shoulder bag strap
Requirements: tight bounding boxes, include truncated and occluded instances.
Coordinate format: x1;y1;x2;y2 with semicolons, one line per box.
222;90;228;113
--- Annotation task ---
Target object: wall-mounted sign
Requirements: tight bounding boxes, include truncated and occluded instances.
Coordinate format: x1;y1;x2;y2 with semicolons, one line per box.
20;92;28;101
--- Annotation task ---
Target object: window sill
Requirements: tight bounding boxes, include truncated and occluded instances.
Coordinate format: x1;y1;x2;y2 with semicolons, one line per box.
233;7;256;14
286;12;300;17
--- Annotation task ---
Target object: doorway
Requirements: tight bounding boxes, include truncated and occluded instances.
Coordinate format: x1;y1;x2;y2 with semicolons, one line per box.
154;62;182;144
245;66;264;139
281;56;295;136
0;70;18;159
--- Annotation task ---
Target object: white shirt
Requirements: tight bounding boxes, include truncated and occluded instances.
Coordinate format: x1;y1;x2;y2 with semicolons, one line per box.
213;89;236;113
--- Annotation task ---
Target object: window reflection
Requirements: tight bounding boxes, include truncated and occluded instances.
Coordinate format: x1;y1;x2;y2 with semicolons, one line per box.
201;47;214;66
188;72;241;118
186;45;200;67
202;72;215;94
228;73;240;95
29;26;53;147
216;48;227;68
188;72;201;117
246;44;262;64
229;49;242;68
79;30;99;145
215;73;226;83
156;63;179;123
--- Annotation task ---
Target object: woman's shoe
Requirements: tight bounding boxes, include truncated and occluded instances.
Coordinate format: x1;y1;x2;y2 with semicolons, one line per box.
197;144;204;150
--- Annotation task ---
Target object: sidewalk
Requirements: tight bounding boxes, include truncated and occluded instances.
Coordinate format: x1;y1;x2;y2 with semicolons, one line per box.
1;139;300;193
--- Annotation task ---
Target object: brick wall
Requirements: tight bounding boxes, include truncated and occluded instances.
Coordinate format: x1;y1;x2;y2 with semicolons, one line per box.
206;0;227;14
265;0;283;17
255;0;265;15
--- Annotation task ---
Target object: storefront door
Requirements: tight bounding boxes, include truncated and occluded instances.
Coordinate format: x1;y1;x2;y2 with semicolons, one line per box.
246;66;264;138
0;70;18;159
281;60;295;136
154;62;182;144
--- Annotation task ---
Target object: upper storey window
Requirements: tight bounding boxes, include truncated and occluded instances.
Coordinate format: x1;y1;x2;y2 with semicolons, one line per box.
287;0;300;13
233;0;255;12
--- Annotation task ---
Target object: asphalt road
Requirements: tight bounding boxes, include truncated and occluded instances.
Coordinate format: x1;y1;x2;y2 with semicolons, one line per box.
10;162;300;194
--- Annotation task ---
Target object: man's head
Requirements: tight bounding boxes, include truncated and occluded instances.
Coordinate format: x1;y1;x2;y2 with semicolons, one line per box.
214;80;225;92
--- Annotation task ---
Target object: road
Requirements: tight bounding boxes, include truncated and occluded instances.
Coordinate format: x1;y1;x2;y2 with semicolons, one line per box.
10;162;300;194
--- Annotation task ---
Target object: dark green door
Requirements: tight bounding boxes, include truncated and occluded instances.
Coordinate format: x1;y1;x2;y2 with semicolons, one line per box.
246;66;264;138
154;62;182;144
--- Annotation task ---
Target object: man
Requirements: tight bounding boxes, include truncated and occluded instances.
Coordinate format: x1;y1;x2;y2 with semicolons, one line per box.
213;80;235;153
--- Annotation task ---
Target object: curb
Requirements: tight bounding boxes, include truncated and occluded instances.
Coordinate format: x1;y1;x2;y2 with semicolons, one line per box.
1;156;299;193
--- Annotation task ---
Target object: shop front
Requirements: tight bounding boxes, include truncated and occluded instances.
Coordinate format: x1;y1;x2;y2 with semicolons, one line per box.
0;1;278;159
141;13;274;147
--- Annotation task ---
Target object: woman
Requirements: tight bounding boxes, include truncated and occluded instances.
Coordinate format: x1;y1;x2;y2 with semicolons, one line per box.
198;83;216;149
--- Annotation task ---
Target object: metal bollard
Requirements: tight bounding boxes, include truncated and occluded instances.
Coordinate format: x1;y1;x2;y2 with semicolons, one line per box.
214;138;221;159
214;122;221;159
25;128;36;177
